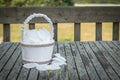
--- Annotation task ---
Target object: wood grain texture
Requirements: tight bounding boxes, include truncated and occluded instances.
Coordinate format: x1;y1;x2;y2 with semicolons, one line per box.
75;42;100;80
58;42;68;80
7;54;22;80
74;23;80;41
0;45;21;80
96;22;102;41
96;41;120;77
0;43;12;59
70;42;89;80
89;42;120;80
83;42;110;80
101;41;120;65
0;7;120;23
64;42;79;80
0;43;18;71
3;24;10;42
53;23;57;41
113;22;119;40
0;42;120;80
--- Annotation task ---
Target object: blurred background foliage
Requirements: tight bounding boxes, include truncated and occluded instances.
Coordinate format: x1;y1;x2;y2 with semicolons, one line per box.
0;0;120;7
0;0;74;7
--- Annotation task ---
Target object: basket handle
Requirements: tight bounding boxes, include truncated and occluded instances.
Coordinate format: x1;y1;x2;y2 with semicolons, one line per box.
22;13;54;42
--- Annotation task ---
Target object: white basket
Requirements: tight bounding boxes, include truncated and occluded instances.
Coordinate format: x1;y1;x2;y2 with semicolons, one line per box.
21;13;54;64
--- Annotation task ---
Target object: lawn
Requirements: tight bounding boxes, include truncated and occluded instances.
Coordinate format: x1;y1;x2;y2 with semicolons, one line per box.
0;23;119;42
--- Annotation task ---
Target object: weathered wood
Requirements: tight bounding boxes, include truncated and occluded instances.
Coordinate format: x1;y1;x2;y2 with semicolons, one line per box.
89;42;120;80
27;69;38;80
0;42;7;49
112;41;120;57
0;43;18;71
101;42;120;65
64;42;79;80
53;23;57;41
96;22;102;41
0;42;120;80
113;22;119;40
58;42;68;80
95;41;120;77
1;7;120;42
112;41;120;48
49;70;59;80
29;23;35;29
3;24;10;42
17;67;30;80
110;41;120;57
38;71;49;80
7;54;22;80
70;42;90;80
0;42;12;59
0;45;21;80
74;23;80;41
75;42;100;80
83;42;110;80
0;7;120;23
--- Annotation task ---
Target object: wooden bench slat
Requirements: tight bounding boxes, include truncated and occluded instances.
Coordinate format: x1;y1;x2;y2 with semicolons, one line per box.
7;54;22;80
111;41;120;57
0;43;18;71
3;24;10;42
96;22;102;41
75;42;100;80
0;7;120;23
0;42;7;49
112;41;120;57
113;22;119;40
83;42;110;80
0;44;21;80
0;7;120;42
74;23;80;41
112;41;120;48
58;42;69;80
101;42;120;64
27;69;38;80
0;41;120;80
0;42;12;59
38;71;49;80
104;41;120;57
96;41;120;77
64;42;79;80
89;42;119;80
70;42;90;80
29;23;35;29
53;23;57;41
17;67;30;80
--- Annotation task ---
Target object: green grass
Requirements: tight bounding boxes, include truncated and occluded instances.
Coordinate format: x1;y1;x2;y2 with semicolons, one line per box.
0;23;120;42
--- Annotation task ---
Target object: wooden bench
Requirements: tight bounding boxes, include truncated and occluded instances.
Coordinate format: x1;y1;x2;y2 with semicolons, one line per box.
0;6;120;80
0;41;120;80
0;6;120;41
